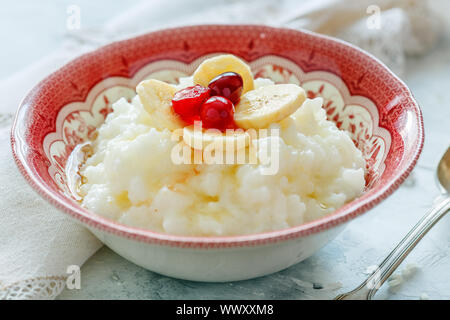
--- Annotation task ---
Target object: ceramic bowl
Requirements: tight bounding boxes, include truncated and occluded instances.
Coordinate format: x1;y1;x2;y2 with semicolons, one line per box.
11;25;423;282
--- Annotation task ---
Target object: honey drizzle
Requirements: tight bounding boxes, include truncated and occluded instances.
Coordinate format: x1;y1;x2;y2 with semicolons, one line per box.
65;141;92;202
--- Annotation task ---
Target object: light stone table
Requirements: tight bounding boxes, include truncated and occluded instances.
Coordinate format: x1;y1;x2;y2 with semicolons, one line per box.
2;1;449;300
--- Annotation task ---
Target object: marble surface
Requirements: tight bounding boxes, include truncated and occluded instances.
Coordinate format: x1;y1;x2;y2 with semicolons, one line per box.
2;1;449;300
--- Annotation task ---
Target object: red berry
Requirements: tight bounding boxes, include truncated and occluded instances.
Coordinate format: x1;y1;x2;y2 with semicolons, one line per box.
200;96;235;130
208;72;243;104
172;85;210;118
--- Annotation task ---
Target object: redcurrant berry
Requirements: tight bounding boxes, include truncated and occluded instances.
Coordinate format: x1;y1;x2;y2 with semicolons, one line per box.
208;72;243;104
200;96;235;130
172;85;210;118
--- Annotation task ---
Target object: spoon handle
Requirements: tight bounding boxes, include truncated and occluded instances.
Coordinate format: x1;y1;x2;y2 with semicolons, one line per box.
335;196;450;300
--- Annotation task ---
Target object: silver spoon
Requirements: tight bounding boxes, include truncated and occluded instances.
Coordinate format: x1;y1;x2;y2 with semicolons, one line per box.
335;147;450;300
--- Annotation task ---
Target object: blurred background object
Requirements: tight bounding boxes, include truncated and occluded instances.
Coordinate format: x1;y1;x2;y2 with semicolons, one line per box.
0;0;446;114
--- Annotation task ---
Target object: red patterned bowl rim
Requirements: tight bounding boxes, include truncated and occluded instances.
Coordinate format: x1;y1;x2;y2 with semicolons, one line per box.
11;25;424;249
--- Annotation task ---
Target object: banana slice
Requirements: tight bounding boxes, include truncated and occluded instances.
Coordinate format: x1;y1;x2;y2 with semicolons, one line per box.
183;125;250;150
234;84;306;129
193;54;254;94
136;79;184;130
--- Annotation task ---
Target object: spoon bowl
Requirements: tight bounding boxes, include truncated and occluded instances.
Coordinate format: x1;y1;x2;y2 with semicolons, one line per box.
437;147;450;194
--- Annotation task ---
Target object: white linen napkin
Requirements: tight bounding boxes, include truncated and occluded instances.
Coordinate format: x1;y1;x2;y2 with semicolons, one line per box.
0;0;442;299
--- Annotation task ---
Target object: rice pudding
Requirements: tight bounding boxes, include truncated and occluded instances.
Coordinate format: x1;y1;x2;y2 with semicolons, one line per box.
77;55;365;236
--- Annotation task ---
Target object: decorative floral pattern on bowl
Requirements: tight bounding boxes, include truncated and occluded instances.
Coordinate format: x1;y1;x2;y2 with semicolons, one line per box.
11;25;423;248
44;55;391;195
